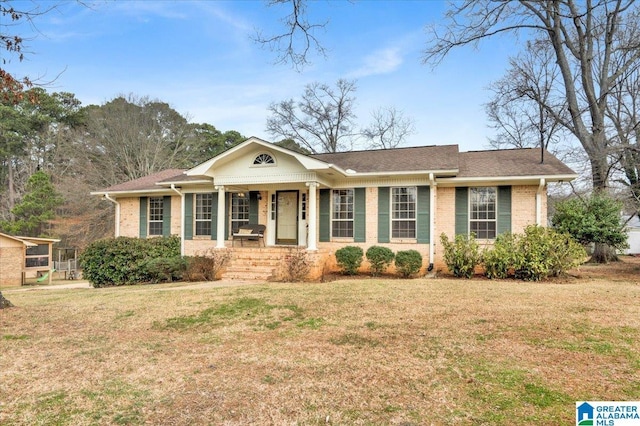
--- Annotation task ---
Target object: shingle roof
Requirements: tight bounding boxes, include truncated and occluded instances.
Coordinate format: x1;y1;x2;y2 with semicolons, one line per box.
457;148;575;178
310;145;459;173
99;169;186;192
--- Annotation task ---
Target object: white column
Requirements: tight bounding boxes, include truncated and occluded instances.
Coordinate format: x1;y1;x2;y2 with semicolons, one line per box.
306;182;318;251
215;185;226;248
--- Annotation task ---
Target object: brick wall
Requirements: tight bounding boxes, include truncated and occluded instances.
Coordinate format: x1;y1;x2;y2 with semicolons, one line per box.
119;197;139;237
0;244;25;287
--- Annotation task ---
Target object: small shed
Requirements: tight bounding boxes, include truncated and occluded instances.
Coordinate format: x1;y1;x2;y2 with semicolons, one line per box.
623;215;640;255
0;233;60;287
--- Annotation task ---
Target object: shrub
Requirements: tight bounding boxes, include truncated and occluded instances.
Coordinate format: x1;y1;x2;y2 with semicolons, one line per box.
395;249;423;278
80;236;181;287
440;233;482;278
282;247;311;282
141;256;186;283
366;246;395;276
184;249;231;281
335;246;364;275
514;225;585;281
483;233;519;279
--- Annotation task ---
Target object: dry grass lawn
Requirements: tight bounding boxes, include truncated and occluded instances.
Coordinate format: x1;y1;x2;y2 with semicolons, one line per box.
1;258;640;425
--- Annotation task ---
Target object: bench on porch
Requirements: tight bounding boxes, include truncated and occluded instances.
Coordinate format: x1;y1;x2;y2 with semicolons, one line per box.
232;224;266;247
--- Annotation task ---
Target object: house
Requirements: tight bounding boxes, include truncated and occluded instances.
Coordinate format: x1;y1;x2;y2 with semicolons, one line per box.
0;233;60;286
91;137;577;279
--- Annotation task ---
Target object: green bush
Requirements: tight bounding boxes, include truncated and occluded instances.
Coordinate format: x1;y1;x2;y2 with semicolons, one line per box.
440;233;482;278
483;233;518;279
80;236;181;287
514;225;585;281
365;246;395;276
335;246;364;275
141;256;186;283
394;249;423;278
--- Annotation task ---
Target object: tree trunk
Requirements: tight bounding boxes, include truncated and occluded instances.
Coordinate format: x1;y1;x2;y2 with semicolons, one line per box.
590;242;619;264
0;291;14;309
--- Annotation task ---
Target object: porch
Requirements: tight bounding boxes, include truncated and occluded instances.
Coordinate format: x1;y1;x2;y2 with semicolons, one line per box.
221;246;329;281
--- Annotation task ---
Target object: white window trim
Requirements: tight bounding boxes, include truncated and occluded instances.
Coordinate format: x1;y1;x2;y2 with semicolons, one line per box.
331;188;354;239
194;193;212;236
251;152;276;167
390;186;417;240
469;186;498;240
148;196;164;236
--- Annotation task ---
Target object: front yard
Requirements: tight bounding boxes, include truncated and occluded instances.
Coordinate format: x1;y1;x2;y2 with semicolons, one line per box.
1;259;639;425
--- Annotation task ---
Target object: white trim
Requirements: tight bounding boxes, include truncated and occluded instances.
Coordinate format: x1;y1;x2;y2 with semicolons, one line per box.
429;173;436;269
436;174;577;186
536;178;546;225
104;193;121;237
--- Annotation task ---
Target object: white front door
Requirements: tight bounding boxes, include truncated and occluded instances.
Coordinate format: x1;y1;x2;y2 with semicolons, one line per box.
276;190;298;244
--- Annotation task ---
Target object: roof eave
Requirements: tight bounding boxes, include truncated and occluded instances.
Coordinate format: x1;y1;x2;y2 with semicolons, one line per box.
436;174;578;186
341;169;459;178
90;188;173;197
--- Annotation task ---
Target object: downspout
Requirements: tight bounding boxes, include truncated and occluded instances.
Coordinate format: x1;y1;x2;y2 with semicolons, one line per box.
103;193;120;237
428;173;436;272
536;178;546;226
170;184;185;256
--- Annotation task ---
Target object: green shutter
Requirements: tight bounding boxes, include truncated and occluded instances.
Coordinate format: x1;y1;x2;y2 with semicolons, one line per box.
417;186;430;243
162;196;171;237
184;193;193;240
139;197;148;238
378;187;390;243
497;186;512;235
354;188;366;242
249;191;259;224
455;187;469;236
319;189;330;242
211;192;218;240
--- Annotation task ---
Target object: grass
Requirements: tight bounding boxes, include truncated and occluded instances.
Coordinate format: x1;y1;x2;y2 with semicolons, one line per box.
1;264;640;425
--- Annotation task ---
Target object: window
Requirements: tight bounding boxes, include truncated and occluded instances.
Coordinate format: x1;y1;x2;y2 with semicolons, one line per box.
148;197;164;236
392;187;416;239
253;153;275;165
470;187;496;239
332;189;354;238
25;244;49;268
195;193;212;236
231;193;249;234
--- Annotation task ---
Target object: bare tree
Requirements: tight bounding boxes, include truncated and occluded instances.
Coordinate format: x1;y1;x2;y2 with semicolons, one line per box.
486;39;567;162
362;106;415;150
424;0;640;192
254;0;328;70
267;79;357;153
82;94;197;183
608;67;640;214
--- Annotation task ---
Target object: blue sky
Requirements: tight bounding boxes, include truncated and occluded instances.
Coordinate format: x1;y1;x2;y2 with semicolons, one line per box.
7;0;517;151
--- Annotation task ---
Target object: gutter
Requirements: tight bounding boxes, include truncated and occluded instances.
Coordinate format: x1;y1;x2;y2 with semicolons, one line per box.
536;178;546;225
428;173;436;272
103;193;120;237
170;184;185;256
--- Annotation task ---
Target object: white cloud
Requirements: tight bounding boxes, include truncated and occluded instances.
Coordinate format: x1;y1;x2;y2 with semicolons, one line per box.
347;47;404;79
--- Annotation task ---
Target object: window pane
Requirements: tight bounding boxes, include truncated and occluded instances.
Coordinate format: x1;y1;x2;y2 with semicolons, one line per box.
331;189;354;238
391;187;416;238
148;197;164;235
469;187;497;239
231;193;249;235
195;194;213;236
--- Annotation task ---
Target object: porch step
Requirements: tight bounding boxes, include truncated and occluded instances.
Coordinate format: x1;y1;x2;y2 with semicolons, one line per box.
222;247;295;281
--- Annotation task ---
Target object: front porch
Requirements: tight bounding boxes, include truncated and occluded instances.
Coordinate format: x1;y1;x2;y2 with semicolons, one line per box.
221;246;329;281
